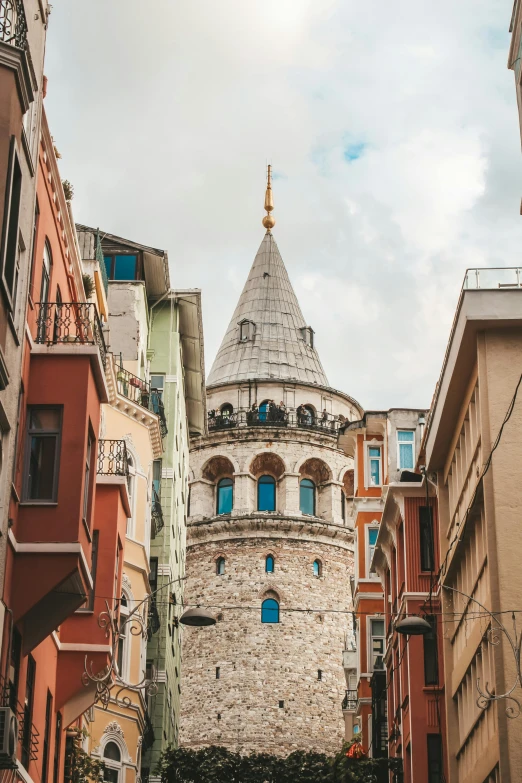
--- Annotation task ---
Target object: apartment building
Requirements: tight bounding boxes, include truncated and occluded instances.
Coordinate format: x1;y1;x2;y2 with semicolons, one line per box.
338;409;425;756
424;267;522;782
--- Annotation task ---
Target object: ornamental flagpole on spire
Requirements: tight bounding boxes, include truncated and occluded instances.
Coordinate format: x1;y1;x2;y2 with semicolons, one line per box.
262;164;276;233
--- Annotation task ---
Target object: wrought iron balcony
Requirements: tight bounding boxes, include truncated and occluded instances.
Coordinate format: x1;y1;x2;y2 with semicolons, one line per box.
151;392;168;438
97;439;129;477
34;302;107;368
142;711;155;753
151;488;164;539
342;689;357;711
207;407;342;436
147;596;161;640
116;365;152;410
0;1;28;50
0;676;39;770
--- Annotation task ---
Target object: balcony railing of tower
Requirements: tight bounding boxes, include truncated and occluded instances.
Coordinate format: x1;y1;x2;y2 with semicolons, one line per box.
0;1;28;50
342;689;358;712
116;365;152;410
463;267;522;290
0;676;39;770
34;302;107;368
97;439;129;477
151;487;164;538
207;407;343;436
146;596;161;640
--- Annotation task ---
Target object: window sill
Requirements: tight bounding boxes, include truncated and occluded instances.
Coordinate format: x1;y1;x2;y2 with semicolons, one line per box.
19;501;58;507
82;517;92;543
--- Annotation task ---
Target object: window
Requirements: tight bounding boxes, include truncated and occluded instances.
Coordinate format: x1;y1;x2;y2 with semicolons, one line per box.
104;253;138;281
317;670;322;681
217;478;233;514
28;199;39;301
53;712;62;783
370;619;385;671
300;326;314;347
368;446;382;486
0;137;22;310
24;407;62;501
153;459;162;498
313;559;322;577
81;530;99;612
278;700;284;708
300;479;315;516
103;742;122;783
83;431;93;525
423;616;438;686
21;655;36;768
261;598;279;624
397;430;415;470
259;401;269;422
216;667;220;679
367;527;379;577
239;319;255;342
149;557;158;592
265;555;274;574
304;405;315;425
151;375;165;415
216;557;225;576
42;690;53;783
221;403;233;418
341;491;346;522
9;627;21;711
258;474;276;511
117;592;129;678
427;735;443;783
419;506;435;572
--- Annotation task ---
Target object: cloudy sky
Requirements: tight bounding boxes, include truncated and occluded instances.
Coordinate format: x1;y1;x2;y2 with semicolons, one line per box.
45;1;520;409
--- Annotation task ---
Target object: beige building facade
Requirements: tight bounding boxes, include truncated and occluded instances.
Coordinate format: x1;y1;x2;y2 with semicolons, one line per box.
424;267;522;783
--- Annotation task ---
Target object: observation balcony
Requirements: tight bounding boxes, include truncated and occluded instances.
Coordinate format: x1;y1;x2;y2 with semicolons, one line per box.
0;1;28;50
207;407;342;437
462;267;522;290
97;438;129;476
34;302;107;366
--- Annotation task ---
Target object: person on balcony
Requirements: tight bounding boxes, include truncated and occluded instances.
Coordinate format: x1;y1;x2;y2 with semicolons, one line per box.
296;404;306;425
278;401;287;422
247;403;258;425
321;408;328;426
268;400;277;422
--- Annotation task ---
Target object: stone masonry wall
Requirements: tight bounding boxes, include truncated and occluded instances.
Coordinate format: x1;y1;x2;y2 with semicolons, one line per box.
180;529;354;756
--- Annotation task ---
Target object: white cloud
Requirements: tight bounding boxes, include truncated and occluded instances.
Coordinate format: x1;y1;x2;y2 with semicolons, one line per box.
44;0;521;409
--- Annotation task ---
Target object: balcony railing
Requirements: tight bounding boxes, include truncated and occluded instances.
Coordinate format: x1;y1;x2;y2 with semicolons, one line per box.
142;712;155;753
151;393;168;438
463;267;522;291
34;302;107;368
116;365;152;410
151;488;164;539
0;1;28;50
97;439;129;477
341;689;357;711
0;677;39;770
208;407;342;436
147;596;161;640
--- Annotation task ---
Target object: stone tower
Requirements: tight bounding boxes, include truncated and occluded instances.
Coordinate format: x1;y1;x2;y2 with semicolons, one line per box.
180;170;362;755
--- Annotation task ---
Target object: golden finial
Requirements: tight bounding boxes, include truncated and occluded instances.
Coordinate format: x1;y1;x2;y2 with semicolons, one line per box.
262;164;276;232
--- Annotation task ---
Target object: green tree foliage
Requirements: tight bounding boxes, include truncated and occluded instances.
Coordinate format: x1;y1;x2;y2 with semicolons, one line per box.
158;743;403;783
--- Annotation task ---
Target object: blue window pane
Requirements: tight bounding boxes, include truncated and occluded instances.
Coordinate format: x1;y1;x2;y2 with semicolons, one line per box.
259;402;269;422
313;560;321;577
261;598;279;623
114;254;137;280
266;556;274;573
104;255;112;278
217;478;233;514
399;443;414;469
216;557;225;575
369;528;379;545
300;479;315;515
397;431;414;442
370;458;380;485
369;447;381;457
258;475;275;511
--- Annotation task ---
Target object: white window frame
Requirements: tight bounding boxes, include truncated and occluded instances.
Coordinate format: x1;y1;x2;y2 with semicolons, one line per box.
367;616;386;673
396;429;415;470
366;524;380;579
126;452;136;537
117;589;132;681
364;439;383;488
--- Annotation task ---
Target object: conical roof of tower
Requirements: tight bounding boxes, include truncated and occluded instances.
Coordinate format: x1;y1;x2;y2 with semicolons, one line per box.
207;231;329;387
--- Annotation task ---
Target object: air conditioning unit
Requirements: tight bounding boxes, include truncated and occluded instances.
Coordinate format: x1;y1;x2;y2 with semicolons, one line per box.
0;708;18;768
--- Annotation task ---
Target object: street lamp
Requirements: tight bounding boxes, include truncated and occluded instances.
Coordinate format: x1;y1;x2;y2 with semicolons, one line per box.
179;607;216;627
394;615;432;635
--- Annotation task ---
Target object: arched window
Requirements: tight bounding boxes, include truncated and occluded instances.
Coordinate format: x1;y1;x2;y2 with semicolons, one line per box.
261;598;279;624
216;557;225;576
117;592;129;678
103;741;122;783
259;401;269;422
258;475;276;512
216;478;233;515
300;479;315;516
265;555;274;573
313;559;322;577
221;403;233;418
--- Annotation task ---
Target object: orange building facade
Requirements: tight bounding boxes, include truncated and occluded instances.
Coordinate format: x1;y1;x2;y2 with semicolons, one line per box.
0;106;130;783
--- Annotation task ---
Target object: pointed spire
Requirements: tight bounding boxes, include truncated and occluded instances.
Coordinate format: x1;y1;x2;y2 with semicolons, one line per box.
207;232;329;387
262;164;276;233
